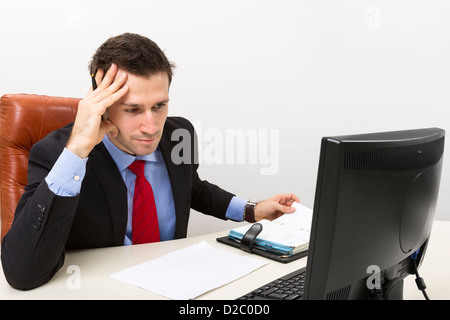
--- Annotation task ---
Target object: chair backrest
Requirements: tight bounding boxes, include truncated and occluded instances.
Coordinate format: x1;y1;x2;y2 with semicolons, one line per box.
0;94;79;241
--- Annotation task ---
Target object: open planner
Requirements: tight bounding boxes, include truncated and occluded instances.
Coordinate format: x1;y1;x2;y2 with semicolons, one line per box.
217;202;313;263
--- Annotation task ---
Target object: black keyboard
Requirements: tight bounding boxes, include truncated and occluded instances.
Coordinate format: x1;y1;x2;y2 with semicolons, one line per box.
238;267;306;300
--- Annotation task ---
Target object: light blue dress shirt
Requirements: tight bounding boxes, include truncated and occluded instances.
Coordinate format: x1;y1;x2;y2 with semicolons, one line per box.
45;135;246;245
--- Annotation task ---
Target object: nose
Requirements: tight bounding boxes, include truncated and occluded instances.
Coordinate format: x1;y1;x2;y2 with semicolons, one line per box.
139;110;158;135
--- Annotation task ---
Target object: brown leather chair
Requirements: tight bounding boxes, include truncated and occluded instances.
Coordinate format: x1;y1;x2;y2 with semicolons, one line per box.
0;94;79;242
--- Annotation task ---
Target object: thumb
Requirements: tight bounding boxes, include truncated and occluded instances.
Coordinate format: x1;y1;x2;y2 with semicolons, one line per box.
275;202;296;214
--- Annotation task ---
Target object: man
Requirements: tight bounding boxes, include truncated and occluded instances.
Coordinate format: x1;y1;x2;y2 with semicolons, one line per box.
1;33;299;290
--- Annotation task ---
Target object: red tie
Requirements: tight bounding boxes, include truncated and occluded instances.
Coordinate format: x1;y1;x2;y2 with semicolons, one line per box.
128;160;160;244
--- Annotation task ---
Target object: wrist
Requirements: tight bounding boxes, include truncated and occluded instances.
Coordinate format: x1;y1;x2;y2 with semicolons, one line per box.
66;138;91;160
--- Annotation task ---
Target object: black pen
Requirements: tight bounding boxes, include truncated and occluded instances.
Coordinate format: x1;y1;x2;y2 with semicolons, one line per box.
91;72;97;91
91;71;104;120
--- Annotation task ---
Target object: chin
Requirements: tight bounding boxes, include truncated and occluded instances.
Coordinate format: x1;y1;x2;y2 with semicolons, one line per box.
133;144;159;156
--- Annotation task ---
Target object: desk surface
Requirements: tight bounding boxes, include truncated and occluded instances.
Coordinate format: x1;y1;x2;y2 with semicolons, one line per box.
1;220;449;300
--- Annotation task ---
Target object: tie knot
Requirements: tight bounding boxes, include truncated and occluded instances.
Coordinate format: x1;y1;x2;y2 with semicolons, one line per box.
128;160;146;177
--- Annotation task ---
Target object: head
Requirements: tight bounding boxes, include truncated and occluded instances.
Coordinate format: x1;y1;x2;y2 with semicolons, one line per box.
89;33;175;84
89;33;175;156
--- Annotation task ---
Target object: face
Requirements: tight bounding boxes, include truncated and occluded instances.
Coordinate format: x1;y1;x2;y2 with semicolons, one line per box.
106;71;170;156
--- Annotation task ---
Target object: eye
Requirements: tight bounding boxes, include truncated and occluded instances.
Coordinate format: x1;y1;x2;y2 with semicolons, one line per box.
154;103;167;110
125;108;139;113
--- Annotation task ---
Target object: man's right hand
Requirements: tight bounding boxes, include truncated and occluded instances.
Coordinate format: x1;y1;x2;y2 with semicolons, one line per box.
66;63;129;159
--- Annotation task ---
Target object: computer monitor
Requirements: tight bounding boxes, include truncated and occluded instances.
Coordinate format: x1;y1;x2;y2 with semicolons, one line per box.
303;127;445;300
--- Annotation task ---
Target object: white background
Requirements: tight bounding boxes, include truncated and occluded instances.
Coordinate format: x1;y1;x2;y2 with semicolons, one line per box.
1;0;449;236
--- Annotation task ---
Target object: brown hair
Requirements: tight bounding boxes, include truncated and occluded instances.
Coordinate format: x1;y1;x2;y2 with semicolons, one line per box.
89;33;175;84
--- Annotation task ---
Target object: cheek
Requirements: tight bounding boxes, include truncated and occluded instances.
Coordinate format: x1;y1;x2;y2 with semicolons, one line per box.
157;109;169;127
106;110;136;134
113;119;137;137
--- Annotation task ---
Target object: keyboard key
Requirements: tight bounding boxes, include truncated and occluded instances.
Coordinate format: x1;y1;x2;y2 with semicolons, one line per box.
267;292;288;299
259;287;278;297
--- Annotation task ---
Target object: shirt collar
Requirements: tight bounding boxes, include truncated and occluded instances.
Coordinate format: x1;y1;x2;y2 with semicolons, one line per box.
102;134;161;172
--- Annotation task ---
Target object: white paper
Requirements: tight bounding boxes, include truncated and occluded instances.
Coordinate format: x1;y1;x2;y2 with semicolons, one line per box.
273;202;313;231
110;241;267;300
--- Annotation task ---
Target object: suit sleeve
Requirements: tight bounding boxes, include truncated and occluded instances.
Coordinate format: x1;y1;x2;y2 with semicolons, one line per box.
1;141;80;290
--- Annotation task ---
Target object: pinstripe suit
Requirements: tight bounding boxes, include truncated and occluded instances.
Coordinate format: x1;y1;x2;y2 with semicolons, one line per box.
1;116;235;290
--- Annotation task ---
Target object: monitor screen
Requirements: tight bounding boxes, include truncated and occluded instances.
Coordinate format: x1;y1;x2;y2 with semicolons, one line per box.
303;127;445;300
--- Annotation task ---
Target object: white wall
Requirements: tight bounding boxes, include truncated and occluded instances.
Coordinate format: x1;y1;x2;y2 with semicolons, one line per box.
1;0;449;237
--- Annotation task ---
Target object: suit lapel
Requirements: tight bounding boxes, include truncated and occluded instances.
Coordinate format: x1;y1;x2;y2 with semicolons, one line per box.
87;143;128;245
159;126;190;238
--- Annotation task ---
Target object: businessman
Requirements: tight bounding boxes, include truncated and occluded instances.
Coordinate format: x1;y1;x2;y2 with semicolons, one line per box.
1;33;299;290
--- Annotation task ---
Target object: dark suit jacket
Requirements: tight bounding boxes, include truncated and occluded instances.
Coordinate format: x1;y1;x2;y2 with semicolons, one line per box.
1;117;235;290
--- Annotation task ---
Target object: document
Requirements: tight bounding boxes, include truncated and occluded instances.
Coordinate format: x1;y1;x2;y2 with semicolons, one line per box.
110;241;267;300
228;202;313;256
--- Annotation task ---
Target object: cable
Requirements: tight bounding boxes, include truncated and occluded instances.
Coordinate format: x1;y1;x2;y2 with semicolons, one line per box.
411;257;430;300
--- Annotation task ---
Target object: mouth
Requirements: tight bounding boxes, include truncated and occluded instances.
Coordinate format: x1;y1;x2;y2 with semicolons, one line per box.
134;135;159;144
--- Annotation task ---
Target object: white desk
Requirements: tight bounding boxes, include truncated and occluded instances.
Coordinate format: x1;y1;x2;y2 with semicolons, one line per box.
1;220;449;300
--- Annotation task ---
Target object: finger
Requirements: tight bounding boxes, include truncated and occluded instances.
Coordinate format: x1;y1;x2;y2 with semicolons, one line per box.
98;85;129;112
286;193;300;202
95;68;105;87
281;193;300;204
92;71;128;105
88;64;118;100
274;202;296;214
272;194;298;205
98;63;118;89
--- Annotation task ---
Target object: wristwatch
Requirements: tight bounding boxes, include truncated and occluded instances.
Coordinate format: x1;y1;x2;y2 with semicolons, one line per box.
244;201;257;223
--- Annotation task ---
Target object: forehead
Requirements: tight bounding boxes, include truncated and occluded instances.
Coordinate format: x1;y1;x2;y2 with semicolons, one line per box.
120;71;170;104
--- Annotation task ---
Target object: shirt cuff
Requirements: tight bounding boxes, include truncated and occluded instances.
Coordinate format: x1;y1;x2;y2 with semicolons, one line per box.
225;196;247;222
45;148;88;197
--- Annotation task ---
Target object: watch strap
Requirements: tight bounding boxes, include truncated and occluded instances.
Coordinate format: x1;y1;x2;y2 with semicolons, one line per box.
244;201;257;223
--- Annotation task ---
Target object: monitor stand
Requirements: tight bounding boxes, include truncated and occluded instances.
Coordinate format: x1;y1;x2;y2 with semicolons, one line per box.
382;278;404;300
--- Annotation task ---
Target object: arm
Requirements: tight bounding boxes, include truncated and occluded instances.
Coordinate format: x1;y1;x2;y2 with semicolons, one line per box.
224;194;300;222
190;168;236;220
179;118;299;222
1;65;129;290
1;141;80;290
